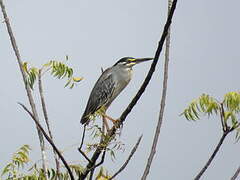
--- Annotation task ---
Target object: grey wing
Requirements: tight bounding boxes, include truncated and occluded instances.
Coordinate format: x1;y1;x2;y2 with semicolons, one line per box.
83;71;115;118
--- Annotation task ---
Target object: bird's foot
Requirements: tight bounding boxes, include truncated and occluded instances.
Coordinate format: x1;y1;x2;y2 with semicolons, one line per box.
103;114;121;128
113;118;121;128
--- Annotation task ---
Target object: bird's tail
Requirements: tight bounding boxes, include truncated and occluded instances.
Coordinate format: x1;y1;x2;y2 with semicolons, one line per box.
80;114;89;125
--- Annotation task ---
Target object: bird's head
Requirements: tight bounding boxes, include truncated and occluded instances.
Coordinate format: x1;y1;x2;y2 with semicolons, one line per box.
113;57;153;68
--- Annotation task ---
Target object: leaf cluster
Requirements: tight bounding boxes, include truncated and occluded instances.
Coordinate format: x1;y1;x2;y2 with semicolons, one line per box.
1;145;109;180
27;163;85;180
22;59;83;89
182;94;220;120
182;92;240;139
1;145;31;179
95;167;112;180
85;124;124;161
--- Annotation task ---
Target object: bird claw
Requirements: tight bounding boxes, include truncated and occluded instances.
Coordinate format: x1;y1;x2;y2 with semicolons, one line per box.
113;119;121;128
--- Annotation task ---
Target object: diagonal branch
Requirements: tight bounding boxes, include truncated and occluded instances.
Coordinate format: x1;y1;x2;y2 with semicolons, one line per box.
119;0;177;124
38;69;60;177
0;0;48;178
78;148;92;164
79;0;178;179
18;102;75;180
231;166;240;180
109;135;143;180
194;131;229;180
141;1;173;179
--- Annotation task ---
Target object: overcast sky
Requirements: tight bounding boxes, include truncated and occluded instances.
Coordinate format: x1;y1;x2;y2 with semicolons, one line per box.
1;0;240;179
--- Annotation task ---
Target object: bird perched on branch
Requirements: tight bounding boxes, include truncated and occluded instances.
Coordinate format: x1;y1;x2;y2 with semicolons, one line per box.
80;57;153;130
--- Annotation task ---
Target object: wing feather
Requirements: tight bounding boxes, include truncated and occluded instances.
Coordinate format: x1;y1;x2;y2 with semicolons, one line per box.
81;69;115;124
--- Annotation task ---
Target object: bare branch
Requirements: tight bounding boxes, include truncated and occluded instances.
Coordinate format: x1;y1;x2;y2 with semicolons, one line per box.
78;148;92;164
194;131;229;180
119;0;177;124
79;125;86;150
38;69;60;177
0;0;48;177
18;103;75;180
220;103;227;131
89;169;95;180
88;150;106;171
78;1;178;178
109;135;143;180
141;1;172;179
231;166;240;180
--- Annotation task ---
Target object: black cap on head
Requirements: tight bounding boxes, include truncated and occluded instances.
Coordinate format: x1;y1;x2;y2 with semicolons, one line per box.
113;57;134;66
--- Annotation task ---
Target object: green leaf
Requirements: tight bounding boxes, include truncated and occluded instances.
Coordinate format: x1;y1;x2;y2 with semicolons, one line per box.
182;93;220;121
1;163;12;176
224;92;240;112
73;77;84;82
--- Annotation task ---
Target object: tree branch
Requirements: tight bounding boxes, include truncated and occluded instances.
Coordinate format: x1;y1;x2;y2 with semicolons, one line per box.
88;150;106;171
119;0;177;124
38;69;60;178
18;103;75;180
79;125;86;150
231;166;240;180
141;1;172;179
220;103;226;131
109;135;143;180
0;0;48;178
78;0;178;179
194;131;229;180
78;148;92;164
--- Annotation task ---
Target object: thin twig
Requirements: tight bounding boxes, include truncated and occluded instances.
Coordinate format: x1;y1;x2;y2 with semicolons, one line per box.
0;0;48;178
78;1;178;178
194;102;238;180
79;125;86;150
88;150;106;171
89;169;95;180
220;103;227;131
141;1;172;179
119;0;177;124
78;148;92;164
231;166;240;180
194;131;229;180
18;103;75;180
38;69;60;178
109;135;143;180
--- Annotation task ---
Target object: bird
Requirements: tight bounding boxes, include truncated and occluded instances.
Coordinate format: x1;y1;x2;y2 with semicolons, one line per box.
80;57;153;129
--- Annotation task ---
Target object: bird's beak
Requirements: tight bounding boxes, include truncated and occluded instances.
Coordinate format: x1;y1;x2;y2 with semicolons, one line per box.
128;58;153;66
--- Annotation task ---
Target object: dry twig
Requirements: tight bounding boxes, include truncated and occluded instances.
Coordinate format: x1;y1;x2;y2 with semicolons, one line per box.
231;166;240;180
18;103;75;180
38;69;60;177
141;0;173;179
109;135;143;180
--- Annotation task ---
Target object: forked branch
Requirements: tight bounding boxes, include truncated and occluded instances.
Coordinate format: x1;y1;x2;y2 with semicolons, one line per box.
109;135;143;180
18;103;75;180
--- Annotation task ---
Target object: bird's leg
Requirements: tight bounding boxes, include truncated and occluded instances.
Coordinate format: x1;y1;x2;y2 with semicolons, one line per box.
103;114;120;127
102;116;110;132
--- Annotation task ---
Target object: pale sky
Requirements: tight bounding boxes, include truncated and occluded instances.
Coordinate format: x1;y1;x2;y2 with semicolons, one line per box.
1;0;240;179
